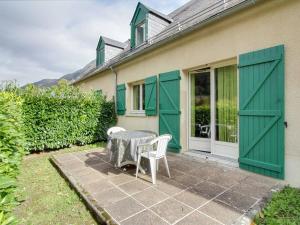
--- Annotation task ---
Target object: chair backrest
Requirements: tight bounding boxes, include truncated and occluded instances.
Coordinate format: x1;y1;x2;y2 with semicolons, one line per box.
107;126;126;136
150;134;172;158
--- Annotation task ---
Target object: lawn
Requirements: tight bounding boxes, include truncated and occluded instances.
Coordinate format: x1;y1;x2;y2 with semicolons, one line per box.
254;186;300;225
14;143;105;225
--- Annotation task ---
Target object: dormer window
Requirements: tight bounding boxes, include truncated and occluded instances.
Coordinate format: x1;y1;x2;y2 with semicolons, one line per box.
96;36;126;68
130;3;172;49
135;22;146;46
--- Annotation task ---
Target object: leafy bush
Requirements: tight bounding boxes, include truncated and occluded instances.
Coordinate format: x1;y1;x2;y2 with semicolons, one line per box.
21;81;117;151
254;186;300;225
0;92;25;224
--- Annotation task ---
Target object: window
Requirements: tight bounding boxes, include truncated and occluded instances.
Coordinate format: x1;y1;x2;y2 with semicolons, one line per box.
132;82;145;112
135;22;146;46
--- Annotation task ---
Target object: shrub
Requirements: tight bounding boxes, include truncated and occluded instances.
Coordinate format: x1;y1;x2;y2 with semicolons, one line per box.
254;186;300;225
0;92;25;224
21;81;116;151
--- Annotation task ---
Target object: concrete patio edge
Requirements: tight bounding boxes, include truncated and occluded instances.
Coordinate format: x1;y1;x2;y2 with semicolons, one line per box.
50;156;116;225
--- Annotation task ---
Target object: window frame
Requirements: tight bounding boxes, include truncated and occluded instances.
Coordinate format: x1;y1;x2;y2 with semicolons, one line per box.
130;81;145;114
135;21;146;47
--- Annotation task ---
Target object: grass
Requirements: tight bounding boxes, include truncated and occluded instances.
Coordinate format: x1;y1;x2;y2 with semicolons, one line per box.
254;186;300;225
14;142;105;225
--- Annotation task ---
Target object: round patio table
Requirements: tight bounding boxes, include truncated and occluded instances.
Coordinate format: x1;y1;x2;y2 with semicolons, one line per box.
106;130;157;169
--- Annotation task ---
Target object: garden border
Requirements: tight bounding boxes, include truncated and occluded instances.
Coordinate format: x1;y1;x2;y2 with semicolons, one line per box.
50;156;117;225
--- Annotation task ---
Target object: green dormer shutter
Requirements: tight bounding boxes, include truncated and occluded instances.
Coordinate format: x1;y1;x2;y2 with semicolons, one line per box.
145;75;157;116
116;84;126;115
130;3;149;48
96;37;105;67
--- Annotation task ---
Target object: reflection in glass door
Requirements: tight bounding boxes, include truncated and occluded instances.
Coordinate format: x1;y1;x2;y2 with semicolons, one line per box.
189;70;211;152
189;64;238;159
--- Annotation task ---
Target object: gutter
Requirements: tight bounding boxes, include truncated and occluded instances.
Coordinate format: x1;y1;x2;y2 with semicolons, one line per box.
109;66;118;112
73;0;257;84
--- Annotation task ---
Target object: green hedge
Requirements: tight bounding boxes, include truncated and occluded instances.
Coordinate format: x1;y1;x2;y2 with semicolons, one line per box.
22;81;117;151
0;92;25;224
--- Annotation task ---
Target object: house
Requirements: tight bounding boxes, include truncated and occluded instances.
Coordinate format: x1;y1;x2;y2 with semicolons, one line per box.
73;0;300;187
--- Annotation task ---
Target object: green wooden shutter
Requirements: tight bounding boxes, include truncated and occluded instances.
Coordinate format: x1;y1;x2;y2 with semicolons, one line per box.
145;75;157;116
239;45;285;179
116;84;126;115
159;70;181;152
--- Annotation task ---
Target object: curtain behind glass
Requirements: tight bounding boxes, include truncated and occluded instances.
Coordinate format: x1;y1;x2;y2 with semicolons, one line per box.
133;85;140;110
215;65;237;143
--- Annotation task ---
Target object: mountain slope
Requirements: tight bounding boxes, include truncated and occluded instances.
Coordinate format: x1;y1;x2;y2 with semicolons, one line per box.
29;59;96;87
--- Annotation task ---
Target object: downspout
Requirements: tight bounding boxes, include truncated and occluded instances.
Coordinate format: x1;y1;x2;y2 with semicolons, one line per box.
110;66;118;114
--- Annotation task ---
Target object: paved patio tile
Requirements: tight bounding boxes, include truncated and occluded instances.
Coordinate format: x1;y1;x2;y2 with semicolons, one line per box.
83;179;114;194
215;190;257;212
172;174;203;186
150;198;193;224
158;167;185;178
88;161;113;171
189;166;225;180
98;167;123;178
93;187;127;208
154;178;187;195
192;181;226;199
199;200;242;225
132;187;169;207
175;211;222;225
243;174;279;187
108;172;136;185
71;168;103;179
207;169;247;187
75;171;104;184
231;180;271;199
174;187;210;209
168;160;195;172
52;150;278;225
121;209;168;225
118;180;150;195
105;197;145;222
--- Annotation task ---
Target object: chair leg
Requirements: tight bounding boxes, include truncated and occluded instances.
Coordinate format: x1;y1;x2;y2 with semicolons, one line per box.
136;154;141;179
156;159;159;171
163;156;171;178
149;157;157;185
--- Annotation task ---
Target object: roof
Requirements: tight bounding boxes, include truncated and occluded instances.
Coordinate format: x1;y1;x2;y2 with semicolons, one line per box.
74;0;253;84
101;36;127;49
143;3;173;22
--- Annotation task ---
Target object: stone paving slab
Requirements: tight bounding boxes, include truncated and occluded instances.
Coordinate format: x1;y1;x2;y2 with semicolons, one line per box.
51;148;283;225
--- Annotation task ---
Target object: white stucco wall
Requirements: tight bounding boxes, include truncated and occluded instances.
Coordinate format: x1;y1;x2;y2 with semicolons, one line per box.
77;0;300;187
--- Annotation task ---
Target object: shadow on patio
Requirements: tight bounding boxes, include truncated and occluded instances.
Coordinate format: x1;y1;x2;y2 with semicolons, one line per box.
51;148;281;225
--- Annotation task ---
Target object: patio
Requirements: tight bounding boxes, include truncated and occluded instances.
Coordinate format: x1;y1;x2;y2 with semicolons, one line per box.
51;148;282;225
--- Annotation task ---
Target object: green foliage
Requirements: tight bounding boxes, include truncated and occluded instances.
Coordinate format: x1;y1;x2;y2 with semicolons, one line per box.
254;186;300;225
14;144;103;225
0;92;25;224
195;105;210;126
21;81;117;151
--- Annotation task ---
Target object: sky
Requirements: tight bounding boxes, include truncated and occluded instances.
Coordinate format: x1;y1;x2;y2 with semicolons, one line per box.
0;0;189;86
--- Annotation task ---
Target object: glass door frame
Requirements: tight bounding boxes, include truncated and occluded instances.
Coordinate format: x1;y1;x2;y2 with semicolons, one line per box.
188;68;211;152
188;59;239;159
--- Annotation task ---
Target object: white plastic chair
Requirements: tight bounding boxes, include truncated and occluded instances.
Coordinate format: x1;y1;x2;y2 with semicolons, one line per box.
107;126;126;136
135;134;172;184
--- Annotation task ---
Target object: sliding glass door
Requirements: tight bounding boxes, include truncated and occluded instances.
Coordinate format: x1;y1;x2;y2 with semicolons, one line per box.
189;70;211;152
189;64;238;159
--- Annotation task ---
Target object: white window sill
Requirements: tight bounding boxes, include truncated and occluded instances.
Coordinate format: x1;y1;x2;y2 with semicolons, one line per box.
126;111;146;117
